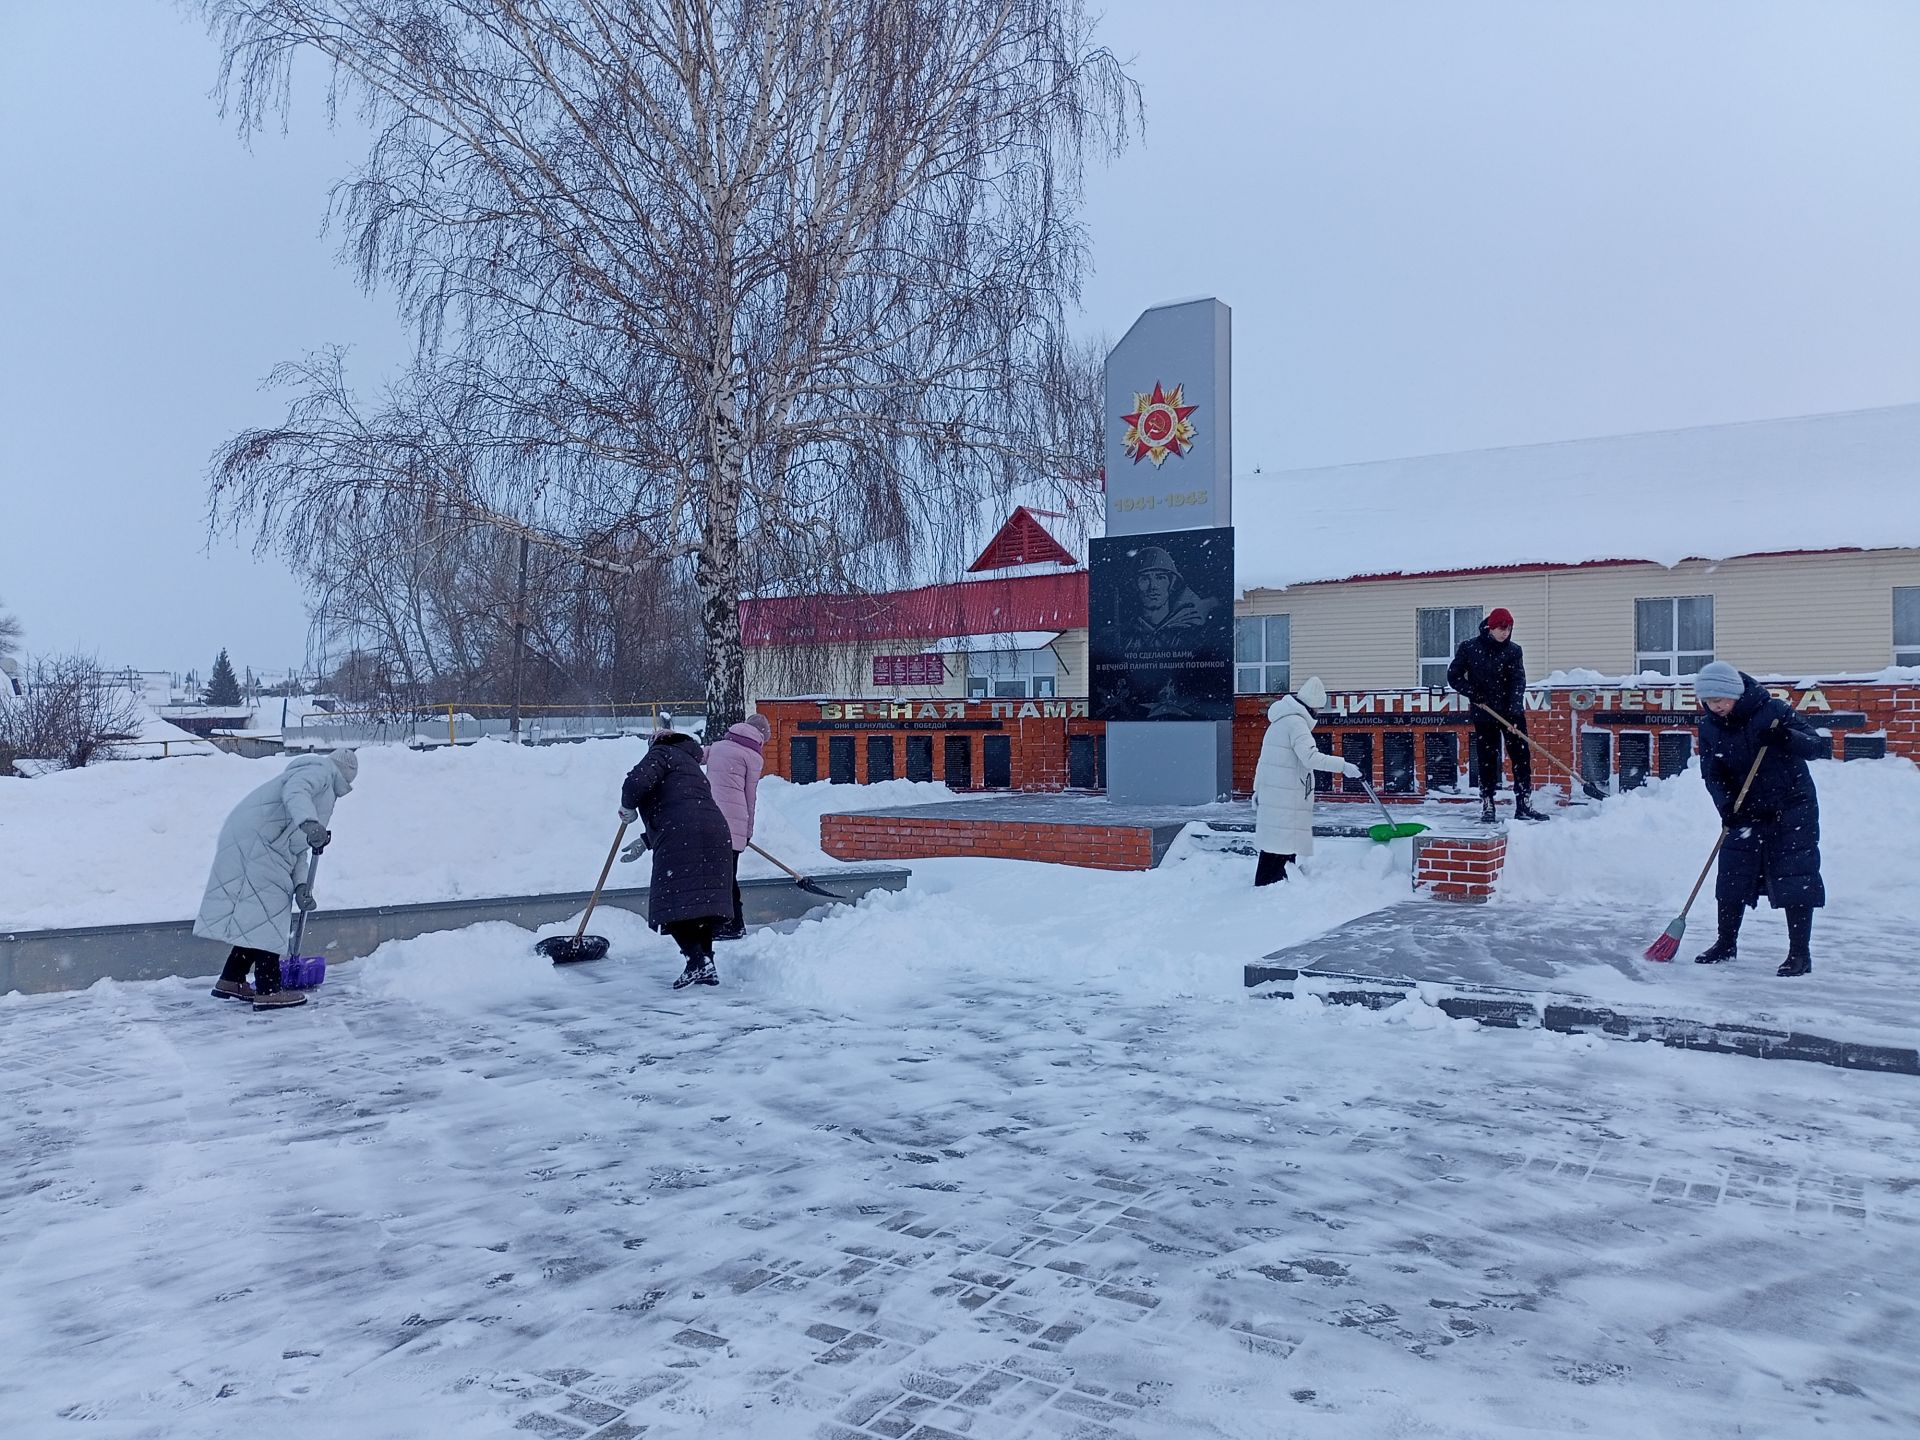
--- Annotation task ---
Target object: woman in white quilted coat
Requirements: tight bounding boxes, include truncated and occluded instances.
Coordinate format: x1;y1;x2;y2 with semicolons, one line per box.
194;749;357;1009
1251;677;1358;886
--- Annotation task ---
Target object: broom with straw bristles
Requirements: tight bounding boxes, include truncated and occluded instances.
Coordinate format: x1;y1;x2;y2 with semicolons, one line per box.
1644;738;1773;962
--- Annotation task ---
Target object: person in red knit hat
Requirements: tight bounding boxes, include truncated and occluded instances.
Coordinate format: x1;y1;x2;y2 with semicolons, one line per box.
1446;607;1546;823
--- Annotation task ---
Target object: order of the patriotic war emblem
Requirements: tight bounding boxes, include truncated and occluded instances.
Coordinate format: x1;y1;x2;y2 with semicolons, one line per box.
1120;381;1198;466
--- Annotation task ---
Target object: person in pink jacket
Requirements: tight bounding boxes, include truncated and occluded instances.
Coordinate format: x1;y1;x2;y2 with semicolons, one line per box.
705;712;769;939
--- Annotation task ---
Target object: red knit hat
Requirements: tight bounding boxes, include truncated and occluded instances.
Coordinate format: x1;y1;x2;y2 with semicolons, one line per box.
1487;607;1514;630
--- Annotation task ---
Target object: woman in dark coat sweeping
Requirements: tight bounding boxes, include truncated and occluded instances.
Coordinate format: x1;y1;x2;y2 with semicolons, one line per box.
1692;662;1827;976
619;731;737;989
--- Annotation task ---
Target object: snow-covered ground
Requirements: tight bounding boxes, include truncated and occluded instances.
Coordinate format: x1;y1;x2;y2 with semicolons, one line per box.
0;740;967;930
4;841;1918;1438
3;748;1920;1436
3;748;1918;1436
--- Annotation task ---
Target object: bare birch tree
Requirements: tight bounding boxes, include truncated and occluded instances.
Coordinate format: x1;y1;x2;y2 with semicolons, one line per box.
197;0;1134;730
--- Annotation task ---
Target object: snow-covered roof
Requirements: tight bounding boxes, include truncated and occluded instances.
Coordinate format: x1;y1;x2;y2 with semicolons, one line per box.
1233;402;1920;591
924;631;1062;654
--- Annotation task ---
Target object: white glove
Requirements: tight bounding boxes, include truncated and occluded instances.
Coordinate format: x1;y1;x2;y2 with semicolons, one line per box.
1341;761;1363;780
619;836;650;863
618;807;639;824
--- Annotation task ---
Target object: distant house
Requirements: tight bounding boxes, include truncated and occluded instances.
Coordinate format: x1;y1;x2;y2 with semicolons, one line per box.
743;506;1092;701
1230;402;1920;692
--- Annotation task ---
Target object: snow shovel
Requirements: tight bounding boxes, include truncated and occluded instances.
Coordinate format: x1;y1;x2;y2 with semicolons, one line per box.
1476;704;1609;803
1644;739;1771;962
1356;777;1429;842
537;821;627;965
746;841;848;900
280;851;327;989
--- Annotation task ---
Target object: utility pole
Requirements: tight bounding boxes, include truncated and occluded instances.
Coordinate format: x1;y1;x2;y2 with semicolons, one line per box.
508;534;530;743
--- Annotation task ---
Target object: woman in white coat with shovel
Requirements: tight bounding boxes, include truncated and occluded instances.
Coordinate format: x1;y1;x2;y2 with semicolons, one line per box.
194;749;357;1009
1252;678;1359;886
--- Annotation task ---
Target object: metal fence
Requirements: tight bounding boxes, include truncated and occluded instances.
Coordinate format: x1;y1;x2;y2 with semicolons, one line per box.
288;701;706;749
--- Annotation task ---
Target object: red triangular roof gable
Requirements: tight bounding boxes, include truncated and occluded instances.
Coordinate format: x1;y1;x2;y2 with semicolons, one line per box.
966;507;1077;573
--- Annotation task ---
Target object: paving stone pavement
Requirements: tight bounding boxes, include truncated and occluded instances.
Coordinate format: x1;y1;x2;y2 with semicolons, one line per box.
4;951;1920;1438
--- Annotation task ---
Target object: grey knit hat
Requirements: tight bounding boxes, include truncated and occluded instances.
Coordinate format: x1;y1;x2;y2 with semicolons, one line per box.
331;748;360;787
1692;662;1744;700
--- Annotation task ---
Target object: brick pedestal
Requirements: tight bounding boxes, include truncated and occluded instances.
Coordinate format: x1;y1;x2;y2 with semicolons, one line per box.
1414;833;1508;901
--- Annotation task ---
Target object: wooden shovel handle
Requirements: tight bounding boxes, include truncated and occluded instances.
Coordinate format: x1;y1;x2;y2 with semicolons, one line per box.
746;840;804;880
1475;703;1583;780
1676;739;1773;922
575;820;628;938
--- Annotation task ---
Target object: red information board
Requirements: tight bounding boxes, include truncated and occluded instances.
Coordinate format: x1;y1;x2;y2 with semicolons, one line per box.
872;653;944;687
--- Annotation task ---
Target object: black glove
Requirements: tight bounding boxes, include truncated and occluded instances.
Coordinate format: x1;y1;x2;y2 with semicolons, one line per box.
619;836;651;863
300;820;331;853
294;882;317;911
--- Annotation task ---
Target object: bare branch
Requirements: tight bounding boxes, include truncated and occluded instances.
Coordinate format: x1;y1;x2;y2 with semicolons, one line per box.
196;0;1137;727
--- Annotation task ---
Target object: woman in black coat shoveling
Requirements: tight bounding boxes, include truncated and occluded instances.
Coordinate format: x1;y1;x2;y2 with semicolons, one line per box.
620;731;738;989
1692;661;1827;976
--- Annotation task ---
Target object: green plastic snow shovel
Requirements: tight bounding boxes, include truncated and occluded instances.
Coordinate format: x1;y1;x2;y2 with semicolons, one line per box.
1357;777;1429;842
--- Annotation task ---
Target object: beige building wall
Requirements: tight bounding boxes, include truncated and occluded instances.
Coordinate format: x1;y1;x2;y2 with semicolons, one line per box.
747;630;1091;702
1238;548;1920;691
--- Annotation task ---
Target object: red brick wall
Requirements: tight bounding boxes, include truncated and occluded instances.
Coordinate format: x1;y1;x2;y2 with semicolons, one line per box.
1235;682;1920;800
760;699;1103;790
821;813;1157;871
763;685;1920;797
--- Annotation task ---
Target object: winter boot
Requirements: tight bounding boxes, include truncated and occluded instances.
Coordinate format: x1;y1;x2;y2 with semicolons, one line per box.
1778;907;1814;976
1479;794;1498;825
1695;899;1744;964
712;923;747;942
251;958;309;1011
210;978;256;1002
672;956;718;990
1512;790;1549;822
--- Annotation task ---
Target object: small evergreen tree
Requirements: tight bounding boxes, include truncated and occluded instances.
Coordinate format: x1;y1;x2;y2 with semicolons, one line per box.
202;649;243;707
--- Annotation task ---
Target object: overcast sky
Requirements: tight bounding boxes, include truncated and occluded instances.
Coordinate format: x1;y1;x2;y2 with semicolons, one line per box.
3;0;1917;675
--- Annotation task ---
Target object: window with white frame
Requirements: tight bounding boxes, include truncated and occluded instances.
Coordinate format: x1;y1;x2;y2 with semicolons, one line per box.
1896;587;1920;667
1234;614;1291;694
1635;596;1714;676
965;646;1057;699
1416;606;1483;688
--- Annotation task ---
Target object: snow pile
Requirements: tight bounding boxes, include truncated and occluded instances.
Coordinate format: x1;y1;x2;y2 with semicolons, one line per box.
1498;755;1920;917
352;838;1413;1014
0;739;967;930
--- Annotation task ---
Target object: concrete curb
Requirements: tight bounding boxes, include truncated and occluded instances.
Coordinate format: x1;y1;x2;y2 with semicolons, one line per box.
1244;963;1920;1078
2;866;912;996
